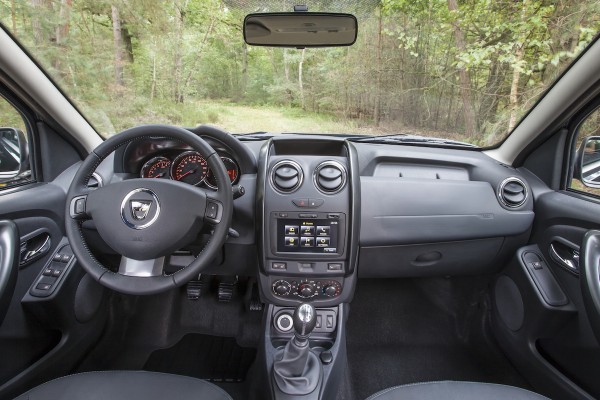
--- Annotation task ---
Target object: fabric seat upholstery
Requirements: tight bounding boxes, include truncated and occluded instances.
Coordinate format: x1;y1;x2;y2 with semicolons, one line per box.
366;381;549;400
13;370;232;400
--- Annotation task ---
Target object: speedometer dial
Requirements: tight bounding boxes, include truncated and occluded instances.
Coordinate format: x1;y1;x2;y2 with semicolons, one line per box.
141;157;171;179
170;151;209;186
205;157;239;189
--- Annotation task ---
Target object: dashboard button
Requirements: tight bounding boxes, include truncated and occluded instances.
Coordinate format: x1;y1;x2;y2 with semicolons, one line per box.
327;263;343;271
301;237;315;247
292;198;309;207
300;226;315;236
298;213;317;218
285;237;299;247
316;237;330;247
308;198;324;208
272;262;287;270
285;225;299;235
316;226;330;236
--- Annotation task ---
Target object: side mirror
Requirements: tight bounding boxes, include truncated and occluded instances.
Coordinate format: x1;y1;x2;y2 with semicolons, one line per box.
575;136;600;188
0;128;30;185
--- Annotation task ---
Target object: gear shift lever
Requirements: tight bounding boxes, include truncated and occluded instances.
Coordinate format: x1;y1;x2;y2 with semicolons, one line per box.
273;303;322;395
293;303;317;344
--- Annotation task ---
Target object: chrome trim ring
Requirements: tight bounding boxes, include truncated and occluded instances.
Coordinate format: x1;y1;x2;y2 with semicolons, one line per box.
120;188;161;230
204;156;240;190
313;160;347;195
276;313;294;332
497;177;528;208
270;159;303;194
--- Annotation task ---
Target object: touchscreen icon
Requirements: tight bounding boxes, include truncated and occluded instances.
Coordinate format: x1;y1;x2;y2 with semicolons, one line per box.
301;237;315;247
316;226;330;236
301;226;315;236
285;237;299;247
285;225;299;235
316;237;330;247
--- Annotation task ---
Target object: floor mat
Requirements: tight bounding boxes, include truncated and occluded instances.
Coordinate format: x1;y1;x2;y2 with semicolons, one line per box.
346;278;531;400
144;333;256;383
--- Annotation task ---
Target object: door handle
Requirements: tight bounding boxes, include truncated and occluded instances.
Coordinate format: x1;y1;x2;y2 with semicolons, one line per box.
20;232;51;267
549;241;580;273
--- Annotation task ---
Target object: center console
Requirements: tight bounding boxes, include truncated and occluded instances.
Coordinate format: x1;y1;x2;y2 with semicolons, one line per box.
256;137;359;399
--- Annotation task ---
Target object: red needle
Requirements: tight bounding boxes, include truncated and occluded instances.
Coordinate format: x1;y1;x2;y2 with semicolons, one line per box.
177;169;196;179
151;173;164;178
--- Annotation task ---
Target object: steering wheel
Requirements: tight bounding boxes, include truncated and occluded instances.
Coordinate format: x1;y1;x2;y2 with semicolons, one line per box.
65;125;233;295
581;230;600;343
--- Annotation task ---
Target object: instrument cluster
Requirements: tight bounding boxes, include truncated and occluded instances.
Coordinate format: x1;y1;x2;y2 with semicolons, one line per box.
139;150;240;189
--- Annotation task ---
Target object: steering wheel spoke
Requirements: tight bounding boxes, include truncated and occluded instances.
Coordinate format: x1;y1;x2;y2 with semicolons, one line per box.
119;256;165;277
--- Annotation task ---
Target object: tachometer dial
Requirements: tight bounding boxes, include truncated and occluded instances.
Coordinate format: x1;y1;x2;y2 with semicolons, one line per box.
141;157;172;179
205;157;240;189
170;151;209;186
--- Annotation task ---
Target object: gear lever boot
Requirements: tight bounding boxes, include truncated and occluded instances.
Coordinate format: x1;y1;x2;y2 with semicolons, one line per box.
273;303;322;395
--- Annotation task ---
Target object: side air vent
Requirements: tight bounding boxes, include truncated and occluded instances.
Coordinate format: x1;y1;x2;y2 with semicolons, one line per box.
271;160;303;193
314;161;347;194
498;177;527;208
88;172;103;189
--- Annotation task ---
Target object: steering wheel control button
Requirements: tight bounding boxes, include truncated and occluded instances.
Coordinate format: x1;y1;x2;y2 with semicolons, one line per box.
69;195;88;218
205;201;219;220
272;262;287;270
120;188;161;230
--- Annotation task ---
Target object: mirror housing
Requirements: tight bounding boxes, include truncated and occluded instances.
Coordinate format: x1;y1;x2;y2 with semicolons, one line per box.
575;135;600;188
243;12;358;48
0;127;30;184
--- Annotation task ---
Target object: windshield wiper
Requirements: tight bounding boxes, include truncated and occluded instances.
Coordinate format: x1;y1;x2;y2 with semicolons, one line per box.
349;134;478;148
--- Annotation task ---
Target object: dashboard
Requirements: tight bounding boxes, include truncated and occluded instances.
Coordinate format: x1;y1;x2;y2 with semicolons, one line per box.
89;126;536;307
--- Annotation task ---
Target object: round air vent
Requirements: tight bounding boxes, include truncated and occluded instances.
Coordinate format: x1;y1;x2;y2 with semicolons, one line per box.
498;177;528;208
314;161;347;194
271;160;303;193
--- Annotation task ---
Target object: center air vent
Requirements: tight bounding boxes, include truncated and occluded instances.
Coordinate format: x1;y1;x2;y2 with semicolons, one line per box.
498;177;527;208
271;160;303;193
314;161;347;194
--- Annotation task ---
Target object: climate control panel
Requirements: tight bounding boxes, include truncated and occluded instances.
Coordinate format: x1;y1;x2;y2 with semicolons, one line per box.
272;278;342;299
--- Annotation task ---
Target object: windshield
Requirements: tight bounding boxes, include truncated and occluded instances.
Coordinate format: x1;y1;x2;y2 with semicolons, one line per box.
1;0;599;146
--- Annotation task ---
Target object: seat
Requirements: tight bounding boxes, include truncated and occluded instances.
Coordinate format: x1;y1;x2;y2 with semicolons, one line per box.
13;370;232;400
366;381;549;400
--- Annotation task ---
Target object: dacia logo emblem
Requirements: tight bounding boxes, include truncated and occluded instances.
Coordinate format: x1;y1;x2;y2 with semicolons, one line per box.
130;200;152;220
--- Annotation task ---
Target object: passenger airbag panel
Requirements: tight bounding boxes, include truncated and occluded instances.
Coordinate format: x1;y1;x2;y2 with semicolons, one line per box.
361;177;534;245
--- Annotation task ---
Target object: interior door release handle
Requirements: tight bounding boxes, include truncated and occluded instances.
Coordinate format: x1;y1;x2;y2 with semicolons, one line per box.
549;242;579;273
20;232;51;266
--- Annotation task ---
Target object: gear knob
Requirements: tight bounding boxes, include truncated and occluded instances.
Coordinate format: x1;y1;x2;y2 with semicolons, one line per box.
293;303;317;341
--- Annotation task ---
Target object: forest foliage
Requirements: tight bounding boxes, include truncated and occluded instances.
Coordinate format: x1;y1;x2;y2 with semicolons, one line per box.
1;0;600;144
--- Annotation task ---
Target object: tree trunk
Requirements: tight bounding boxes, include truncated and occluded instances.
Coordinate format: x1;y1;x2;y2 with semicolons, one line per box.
31;0;47;45
173;2;184;103
10;0;17;35
508;46;525;132
447;0;476;137
111;5;124;88
284;49;290;83
298;48;306;109
374;6;383;126
240;42;248;100
150;53;156;101
54;0;73;73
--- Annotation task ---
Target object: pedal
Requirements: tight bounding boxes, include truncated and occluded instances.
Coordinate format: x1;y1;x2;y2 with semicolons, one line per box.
218;276;238;302
249;282;263;311
187;275;211;300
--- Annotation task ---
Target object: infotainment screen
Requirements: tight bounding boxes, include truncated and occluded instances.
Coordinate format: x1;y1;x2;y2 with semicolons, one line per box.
276;219;339;253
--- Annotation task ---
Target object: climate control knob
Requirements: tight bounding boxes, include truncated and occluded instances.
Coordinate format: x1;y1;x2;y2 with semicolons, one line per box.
298;282;316;298
273;280;291;296
323;285;338;297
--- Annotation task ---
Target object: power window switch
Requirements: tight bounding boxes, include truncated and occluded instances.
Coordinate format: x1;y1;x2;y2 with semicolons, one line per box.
52;254;63;262
531;261;543;270
42;268;53;276
61;254;72;263
51;269;62;277
36;283;51;291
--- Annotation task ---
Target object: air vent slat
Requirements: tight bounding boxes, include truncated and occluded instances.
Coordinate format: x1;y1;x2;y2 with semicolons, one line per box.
498;177;527;208
314;161;347;194
271;160;303;193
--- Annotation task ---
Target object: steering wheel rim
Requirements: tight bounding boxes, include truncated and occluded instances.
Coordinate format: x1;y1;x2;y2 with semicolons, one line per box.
581;230;600;343
65;125;233;295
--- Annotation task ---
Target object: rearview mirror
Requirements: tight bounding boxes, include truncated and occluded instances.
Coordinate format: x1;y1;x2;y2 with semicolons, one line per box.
575;136;600;188
0;127;30;185
243;12;358;48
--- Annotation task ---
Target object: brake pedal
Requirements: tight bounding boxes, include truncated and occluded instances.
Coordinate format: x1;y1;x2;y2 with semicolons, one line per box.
218;276;238;302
